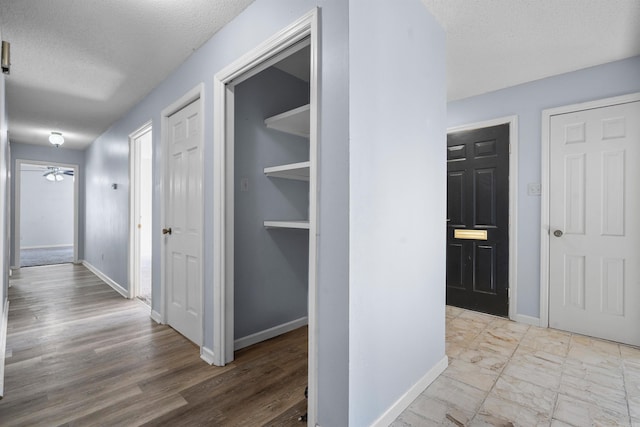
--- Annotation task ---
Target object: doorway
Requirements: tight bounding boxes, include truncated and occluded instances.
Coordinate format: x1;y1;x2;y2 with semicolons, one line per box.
542;93;640;346
446;116;518;319
160;87;204;346
14;160;79;269
446;124;509;316
213;9;318;424
129;123;153;306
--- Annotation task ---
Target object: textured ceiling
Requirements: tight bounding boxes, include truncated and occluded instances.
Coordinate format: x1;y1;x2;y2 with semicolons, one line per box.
0;0;255;149
1;1;639;149
421;0;640;101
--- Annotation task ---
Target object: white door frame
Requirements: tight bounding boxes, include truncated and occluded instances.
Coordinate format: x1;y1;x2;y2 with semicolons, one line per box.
160;84;205;343
128;121;152;300
13;159;79;269
212;8;319;424
540;92;640;328
447;116;519;321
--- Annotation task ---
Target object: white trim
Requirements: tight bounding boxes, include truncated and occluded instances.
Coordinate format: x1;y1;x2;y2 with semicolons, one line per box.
539;92;640;328
14;159;79;268
20;244;73;250
200;346;215;365
371;356;448;427
448;115;519;321
128;121;152;300
213;8;319;425
234;317;308;351
0;298;8;398
150;310;162;324
160;84;205;343
512;313;541;327
82;260;128;299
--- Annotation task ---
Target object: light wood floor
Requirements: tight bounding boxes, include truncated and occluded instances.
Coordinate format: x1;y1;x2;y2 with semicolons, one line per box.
0;264;308;426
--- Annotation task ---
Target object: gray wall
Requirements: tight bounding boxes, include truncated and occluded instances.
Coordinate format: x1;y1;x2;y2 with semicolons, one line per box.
348;0;446;424
234;67;310;340
448;55;640;320
10;142;85;266
19;166;74;248
84;128;130;287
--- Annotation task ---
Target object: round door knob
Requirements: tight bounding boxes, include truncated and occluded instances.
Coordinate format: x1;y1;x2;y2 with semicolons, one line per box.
162;227;172;235
553;229;563;237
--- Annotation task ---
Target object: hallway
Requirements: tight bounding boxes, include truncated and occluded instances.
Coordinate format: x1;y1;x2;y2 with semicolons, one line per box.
0;264;307;426
394;306;640;426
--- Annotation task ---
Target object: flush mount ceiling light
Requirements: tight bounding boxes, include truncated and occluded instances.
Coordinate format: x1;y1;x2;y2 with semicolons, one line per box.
49;131;64;147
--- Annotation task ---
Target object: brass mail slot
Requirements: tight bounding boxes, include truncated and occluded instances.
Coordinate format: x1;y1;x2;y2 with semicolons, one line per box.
454;229;488;240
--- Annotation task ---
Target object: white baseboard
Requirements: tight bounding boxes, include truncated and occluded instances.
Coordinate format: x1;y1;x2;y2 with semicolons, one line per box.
234;316;308;351
513;313;542;327
371;355;448;427
0;298;9;398
82;261;129;299
150;310;162;324
21;244;73;250
200;346;215;365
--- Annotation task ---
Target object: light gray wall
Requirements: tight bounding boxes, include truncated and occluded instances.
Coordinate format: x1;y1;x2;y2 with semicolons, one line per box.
448;55;640;320
20;167;74;248
84;130;129;287
10;142;85;266
348;0;446;424
234;67;309;340
83;1;350;423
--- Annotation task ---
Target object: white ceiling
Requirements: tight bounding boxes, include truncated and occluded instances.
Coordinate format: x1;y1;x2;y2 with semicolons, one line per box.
1;1;638;149
422;0;640;101
0;0;255;149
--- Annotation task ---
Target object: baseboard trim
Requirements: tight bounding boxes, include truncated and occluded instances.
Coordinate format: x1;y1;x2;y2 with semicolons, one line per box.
513;313;542;327
20;244;74;250
150;310;162;324
0;298;9;399
82;261;128;299
200;346;215;365
371;355;448;427
234;317;308;351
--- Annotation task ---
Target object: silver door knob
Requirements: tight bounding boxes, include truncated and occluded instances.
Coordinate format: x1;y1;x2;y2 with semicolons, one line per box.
553;229;563;237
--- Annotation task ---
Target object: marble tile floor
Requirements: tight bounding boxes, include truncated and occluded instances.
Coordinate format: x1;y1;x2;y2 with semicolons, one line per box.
393;306;640;427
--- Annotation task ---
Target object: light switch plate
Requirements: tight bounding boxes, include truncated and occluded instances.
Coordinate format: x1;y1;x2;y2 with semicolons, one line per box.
527;182;541;196
240;177;249;192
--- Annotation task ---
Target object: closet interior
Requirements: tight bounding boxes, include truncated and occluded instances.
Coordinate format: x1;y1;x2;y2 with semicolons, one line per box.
233;44;311;350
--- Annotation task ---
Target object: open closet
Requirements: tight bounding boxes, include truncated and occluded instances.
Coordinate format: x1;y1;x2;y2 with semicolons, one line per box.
233;43;311;351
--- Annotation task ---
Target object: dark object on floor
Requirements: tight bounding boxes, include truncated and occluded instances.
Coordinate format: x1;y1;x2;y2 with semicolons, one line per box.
298;386;308;422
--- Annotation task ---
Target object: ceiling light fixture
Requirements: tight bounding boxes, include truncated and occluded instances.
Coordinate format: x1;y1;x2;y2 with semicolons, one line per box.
49;131;64;147
45;172;64;182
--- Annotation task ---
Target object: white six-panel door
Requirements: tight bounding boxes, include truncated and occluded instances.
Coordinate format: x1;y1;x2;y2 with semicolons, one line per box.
549;100;640;346
165;98;203;344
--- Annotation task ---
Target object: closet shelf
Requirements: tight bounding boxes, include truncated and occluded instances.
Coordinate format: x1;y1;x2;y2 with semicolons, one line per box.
264;161;310;181
263;220;310;230
264;104;310;138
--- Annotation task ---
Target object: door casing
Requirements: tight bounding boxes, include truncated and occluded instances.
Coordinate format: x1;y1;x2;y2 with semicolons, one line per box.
159;84;205;343
540;92;640;328
13;159;80;270
212;8;319;425
128;121;152;301
448;116;519;321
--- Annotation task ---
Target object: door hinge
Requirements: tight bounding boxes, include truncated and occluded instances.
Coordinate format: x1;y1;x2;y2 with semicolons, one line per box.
509;142;512;154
